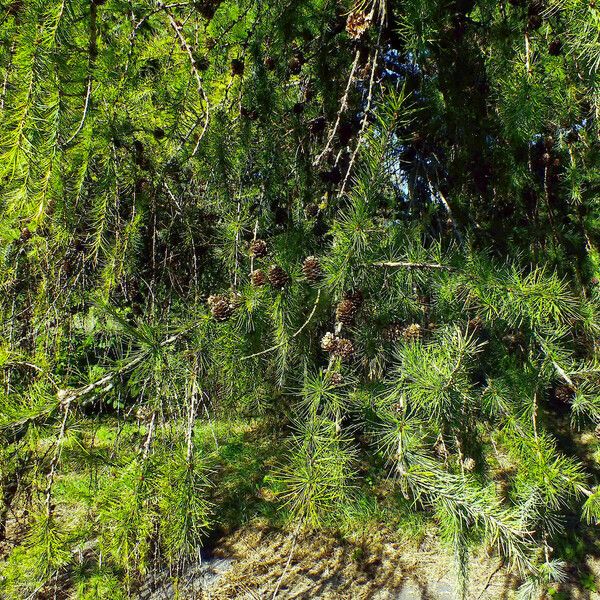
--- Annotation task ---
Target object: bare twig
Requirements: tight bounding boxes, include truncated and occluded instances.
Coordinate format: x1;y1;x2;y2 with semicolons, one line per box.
477;560;504;599
371;260;455;271
241;289;321;360
339;34;381;197
313;50;361;167
45;399;71;516
165;10;210;154
271;522;302;599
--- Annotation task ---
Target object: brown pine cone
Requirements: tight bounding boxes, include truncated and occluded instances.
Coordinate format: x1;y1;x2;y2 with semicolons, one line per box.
208;294;234;321
268;265;289;289
346;10;371;39
302;256;321;282
320;332;338;353
335;338;355;360
548;38;562;56
231;58;245;76
288;56;302;75
402;323;422;342
467;317;484;333
251;269;267;287
383;322;403;342
309;117;326;135
336;297;359;326
249;239;268;258
330;372;344;386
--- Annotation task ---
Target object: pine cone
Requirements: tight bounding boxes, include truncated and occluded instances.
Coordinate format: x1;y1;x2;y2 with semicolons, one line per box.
251;269;267;287
309;117;326;135
19;227;31;242
494;467;515;502
268;265;289;289
467;317;484;333
249;238;268;258
195;0;220;19
288;56;302;75
320;332;338;353
330;372;344;386
258;487;277;502
383;322;404;342
264;56;276;70
595;423;600;440
554;384;575;404
335;338;355;360
346;10;371;39
527;14;542;30
336;298;359;326
240;106;258;120
300;256;320;282
208;294;234;321
402;323;422;342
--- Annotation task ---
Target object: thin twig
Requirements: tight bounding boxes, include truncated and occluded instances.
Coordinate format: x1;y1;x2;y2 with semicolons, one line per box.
165;9;210;154
45;399;71;516
271;522;302;600
339;32;381;197
241;289;321;360
477;560;504;599
371;260;455;271
313;50;361;166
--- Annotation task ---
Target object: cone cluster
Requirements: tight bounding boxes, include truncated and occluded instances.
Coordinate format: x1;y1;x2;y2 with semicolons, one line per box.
383;322;404;342
345;10;371;39
402;323;422;342
330;372;344;386
320;332;355;360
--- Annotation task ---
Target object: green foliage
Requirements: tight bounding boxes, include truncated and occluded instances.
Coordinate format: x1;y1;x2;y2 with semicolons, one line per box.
0;0;599;596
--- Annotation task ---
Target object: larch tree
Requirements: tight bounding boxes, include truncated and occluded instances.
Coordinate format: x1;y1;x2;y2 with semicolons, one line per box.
0;0;599;597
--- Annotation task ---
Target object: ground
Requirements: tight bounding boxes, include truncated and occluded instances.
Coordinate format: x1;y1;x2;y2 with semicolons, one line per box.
138;521;600;599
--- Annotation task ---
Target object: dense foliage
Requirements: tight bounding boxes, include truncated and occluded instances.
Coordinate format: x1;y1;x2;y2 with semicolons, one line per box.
0;0;599;597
